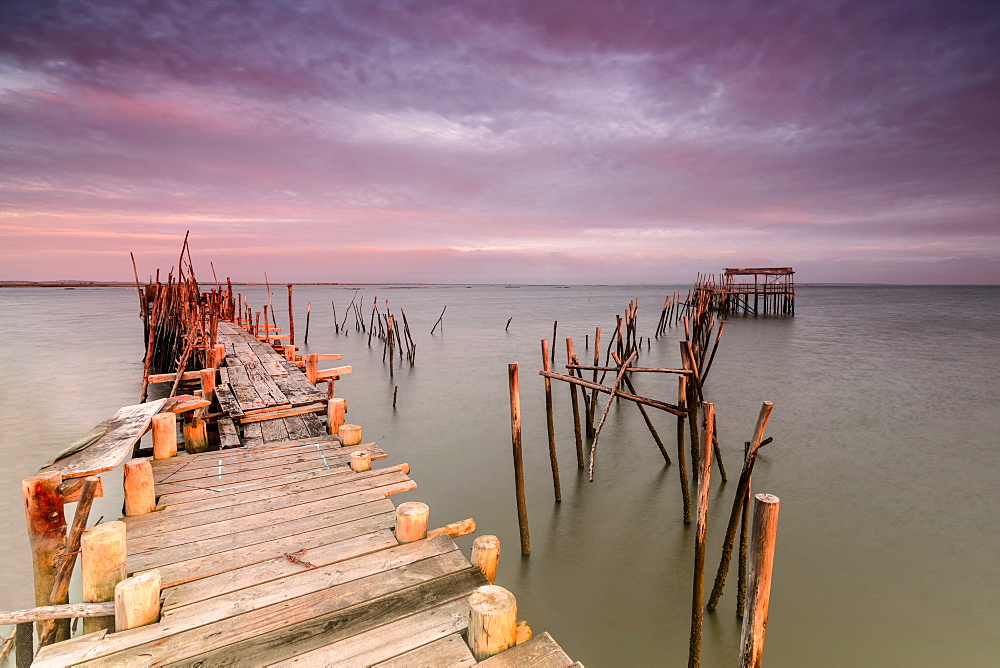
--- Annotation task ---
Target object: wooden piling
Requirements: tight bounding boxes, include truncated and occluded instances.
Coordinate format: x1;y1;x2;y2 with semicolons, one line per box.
16;622;33;668
22;471;68;642
123;458;156;516
81;520;126;634
284;344;296;362
287;284;295;346
468;585;517;661
689;402;714;668
304;301;312;344
471;535;501;584
508;363;530;555
349;450;371;472
305;353;318;385
182;409;209;454
707;401;774;611
327;397;346;436
738;494;780;668
115;570;161;631
394;502;429;543
199;368;215;405
566;339;585;469
541;339;561;502
338;423;362;446
151;412;177;460
677;376;691;524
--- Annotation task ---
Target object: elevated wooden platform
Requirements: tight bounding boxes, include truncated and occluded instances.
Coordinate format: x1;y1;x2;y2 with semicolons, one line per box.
32;320;578;666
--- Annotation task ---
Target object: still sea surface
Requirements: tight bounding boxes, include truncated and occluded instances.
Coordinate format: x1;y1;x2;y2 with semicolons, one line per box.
1;284;997;666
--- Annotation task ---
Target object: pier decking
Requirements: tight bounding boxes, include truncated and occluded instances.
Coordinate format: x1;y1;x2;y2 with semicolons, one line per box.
28;317;576;666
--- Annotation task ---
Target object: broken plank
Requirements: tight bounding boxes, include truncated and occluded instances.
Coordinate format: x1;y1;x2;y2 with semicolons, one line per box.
39;399;166;479
213;383;244;418
217;417;240;448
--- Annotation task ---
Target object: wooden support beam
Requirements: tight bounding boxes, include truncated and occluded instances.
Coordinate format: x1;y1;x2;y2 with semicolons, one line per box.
426;518;476;540
539;370;686;417
237;403;326;424
314;365;353;380
0;602;116;625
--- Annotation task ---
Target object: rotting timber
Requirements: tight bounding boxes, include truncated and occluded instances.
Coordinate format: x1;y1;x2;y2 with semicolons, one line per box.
12;259;578;666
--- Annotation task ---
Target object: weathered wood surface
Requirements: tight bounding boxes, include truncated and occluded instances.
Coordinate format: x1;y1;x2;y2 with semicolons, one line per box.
31;318;575;666
39;399;167;479
475;632;573;667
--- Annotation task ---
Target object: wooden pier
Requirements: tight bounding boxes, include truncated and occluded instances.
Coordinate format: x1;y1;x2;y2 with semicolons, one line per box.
13;290;577;666
695;268;795;317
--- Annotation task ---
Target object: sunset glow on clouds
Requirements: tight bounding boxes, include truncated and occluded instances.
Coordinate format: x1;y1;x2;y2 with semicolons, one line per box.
1;0;997;283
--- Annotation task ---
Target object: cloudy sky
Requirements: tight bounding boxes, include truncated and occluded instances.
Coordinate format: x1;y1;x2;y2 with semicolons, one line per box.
1;0;997;283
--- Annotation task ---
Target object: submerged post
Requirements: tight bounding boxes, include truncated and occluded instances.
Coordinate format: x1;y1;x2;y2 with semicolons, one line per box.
540;339;561;502
689;402;714;668
738;494;780;667
508;363;530;555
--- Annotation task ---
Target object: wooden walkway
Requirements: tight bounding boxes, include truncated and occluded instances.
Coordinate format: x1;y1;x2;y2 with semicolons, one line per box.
32;322;577;667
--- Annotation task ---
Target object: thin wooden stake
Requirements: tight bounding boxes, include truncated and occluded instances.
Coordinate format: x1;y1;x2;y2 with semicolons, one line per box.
541;339;561;502
304;302;312;344
588;350;636;481
689;402;714;668
508;363;530;555
566;340;585;469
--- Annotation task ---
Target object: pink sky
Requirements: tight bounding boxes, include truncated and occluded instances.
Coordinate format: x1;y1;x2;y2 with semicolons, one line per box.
1;1;998;284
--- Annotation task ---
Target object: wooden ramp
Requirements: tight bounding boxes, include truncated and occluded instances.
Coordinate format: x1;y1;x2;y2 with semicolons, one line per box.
33;321;578;667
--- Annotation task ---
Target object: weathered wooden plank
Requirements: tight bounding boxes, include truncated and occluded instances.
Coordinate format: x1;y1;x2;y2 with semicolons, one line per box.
281;413;326;441
66;539;472;666
164;563;486;667
161;529;398;611
237;403;324;424
39;399;166;479
213;383;244;418
126;499;395;574
127;489;393;553
153;456;333;495
265;594;478;667
149;435;339;474
126;473;414;539
242;420;263;448
475;632;573;667
153;441;340;483
139;465;410;520
224;365;266;411
371;633;476;668
259;414;290;443
140;511;397;588
153;445;387;506
217;417;240;449
244;363;288;407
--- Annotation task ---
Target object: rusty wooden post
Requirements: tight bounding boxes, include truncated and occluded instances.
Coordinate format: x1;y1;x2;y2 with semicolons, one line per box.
22;472;68;642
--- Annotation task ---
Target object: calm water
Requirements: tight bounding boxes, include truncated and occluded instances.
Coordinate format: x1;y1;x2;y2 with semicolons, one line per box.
1;284;998;666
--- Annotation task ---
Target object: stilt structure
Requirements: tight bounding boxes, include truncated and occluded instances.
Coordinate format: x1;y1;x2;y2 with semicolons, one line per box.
696;268;795;317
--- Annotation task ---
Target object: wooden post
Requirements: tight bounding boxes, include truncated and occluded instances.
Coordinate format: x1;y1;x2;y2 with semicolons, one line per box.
468;585;517;661
151;412;177;460
22;471;68;641
15;622;32;668
199;368;215;405
327;397;347;436
350;451;371;472
183;409;209;454
287;284;295;346
115;570;161;631
37;475;100;647
284;344;296;362
566;339;585;469
305;353;318;385
123;458;156;516
471;535;501;584
689;402;714;668
540;339;561;502
508;363;530;555
739;494;780;668
213;343;226;368
338;423;362;446
81;520;126;634
394;502;429;543
677;376;691;524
